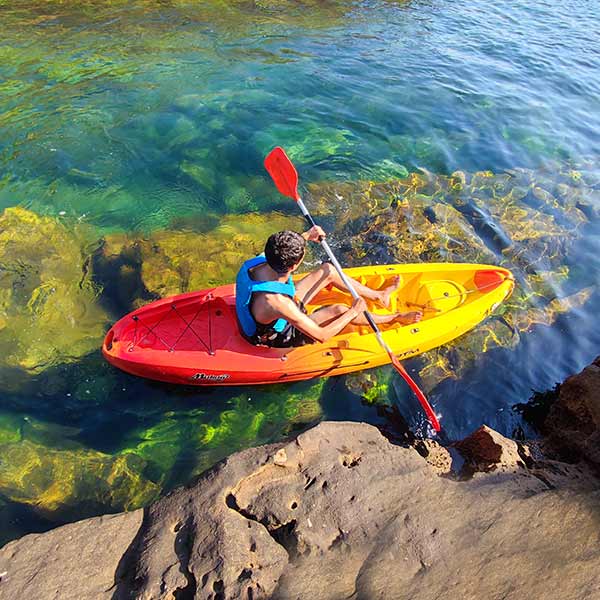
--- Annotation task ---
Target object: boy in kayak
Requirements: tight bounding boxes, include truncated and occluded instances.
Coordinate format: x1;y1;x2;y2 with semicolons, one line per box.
236;226;422;347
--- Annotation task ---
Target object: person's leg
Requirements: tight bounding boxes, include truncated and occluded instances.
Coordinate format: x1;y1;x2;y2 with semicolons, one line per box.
350;310;423;326
309;304;348;325
309;304;422;328
295;263;400;307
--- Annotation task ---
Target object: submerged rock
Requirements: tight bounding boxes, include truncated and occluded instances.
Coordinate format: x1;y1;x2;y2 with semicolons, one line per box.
307;160;597;391
92;211;304;307
0;428;159;521
0;207;109;374
255;124;354;165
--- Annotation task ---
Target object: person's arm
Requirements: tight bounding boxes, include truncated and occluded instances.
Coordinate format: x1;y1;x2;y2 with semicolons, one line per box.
267;294;366;343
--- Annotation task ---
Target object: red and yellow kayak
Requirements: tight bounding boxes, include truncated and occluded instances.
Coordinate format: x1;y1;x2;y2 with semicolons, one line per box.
102;263;514;386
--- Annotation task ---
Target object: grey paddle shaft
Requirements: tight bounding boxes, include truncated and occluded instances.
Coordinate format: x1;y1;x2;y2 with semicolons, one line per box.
297;197;391;350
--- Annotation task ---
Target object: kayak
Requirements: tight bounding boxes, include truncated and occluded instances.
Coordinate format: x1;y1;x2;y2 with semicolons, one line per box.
102;263;514;386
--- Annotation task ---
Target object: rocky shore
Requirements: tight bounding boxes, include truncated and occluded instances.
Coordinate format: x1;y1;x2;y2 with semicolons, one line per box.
1;357;599;600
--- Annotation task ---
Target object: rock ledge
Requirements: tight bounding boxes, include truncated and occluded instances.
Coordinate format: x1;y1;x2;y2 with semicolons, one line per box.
2;358;600;600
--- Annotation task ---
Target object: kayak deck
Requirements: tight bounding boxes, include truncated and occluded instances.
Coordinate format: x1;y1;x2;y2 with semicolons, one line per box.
103;263;514;385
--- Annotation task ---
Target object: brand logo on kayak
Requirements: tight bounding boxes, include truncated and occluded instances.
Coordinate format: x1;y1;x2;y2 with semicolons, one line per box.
191;373;231;381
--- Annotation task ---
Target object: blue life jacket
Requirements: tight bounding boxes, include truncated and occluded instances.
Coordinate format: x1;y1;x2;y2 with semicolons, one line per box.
235;256;296;337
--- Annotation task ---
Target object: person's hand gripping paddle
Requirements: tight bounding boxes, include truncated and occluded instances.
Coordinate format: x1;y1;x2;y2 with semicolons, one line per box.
264;146;441;433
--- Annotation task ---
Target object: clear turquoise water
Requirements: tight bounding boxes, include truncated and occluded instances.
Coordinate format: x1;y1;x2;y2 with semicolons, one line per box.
1;0;599;544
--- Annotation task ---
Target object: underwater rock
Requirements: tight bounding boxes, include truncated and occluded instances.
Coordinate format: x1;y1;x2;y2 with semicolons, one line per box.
179;160;217;192
2;420;599;600
0;207;109;374
93;211;304;305
0;434;159;521
143;111;201;152
365;159;409;181
255;123;355;165
310;161;597;392
344;367;393;404
0;412;22;445
308;173;497;266
170;94;210;118
505;287;593;332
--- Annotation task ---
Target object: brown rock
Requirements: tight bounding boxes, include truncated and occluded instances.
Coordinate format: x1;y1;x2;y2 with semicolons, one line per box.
0;510;142;600
454;425;525;472
544;356;600;468
417;439;453;475
1;422;599;600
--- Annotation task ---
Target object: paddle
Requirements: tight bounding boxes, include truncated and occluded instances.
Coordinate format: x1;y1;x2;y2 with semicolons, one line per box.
264;147;441;432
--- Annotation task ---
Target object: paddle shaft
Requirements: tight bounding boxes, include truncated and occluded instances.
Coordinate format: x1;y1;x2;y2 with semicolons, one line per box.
263;147;440;432
298;199;388;341
297;197;441;433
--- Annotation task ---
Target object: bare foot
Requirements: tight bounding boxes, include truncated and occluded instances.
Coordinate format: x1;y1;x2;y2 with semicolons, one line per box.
377;276;402;309
393;311;423;325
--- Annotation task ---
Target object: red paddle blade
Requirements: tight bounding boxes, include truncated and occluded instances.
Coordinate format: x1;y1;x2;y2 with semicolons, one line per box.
264;147;300;201
389;351;441;432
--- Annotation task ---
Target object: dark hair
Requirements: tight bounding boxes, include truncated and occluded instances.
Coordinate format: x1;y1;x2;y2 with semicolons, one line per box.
264;230;306;273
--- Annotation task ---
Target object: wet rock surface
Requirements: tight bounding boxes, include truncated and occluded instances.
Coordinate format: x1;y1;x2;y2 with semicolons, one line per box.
542;355;600;470
2;377;600;600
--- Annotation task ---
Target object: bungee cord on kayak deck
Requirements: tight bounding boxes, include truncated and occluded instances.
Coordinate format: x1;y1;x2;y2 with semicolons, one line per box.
125;293;218;355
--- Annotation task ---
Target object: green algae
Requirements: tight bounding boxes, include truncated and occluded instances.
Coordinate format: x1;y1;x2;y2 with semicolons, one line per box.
0;207;109;374
93;211;305;303
345;369;393;406
191;381;324;474
118;380;324;485
121;409;207;479
0;418;160;520
0;413;22;445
